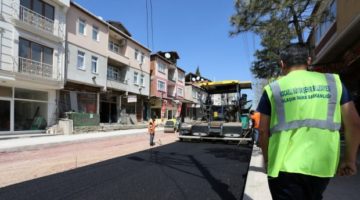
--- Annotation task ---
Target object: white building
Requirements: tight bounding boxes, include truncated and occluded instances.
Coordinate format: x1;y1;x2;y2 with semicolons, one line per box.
0;0;69;134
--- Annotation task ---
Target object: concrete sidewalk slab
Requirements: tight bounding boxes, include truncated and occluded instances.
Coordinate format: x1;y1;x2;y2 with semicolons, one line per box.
243;144;360;200
243;145;272;200
0;128;163;153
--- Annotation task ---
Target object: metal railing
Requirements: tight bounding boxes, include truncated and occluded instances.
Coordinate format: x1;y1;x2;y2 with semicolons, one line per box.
19;5;54;34
107;75;128;84
18;57;53;78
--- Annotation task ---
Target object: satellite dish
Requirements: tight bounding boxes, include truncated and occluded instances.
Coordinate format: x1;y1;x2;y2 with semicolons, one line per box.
196;76;200;81
201;78;204;81
192;77;196;82
165;53;171;59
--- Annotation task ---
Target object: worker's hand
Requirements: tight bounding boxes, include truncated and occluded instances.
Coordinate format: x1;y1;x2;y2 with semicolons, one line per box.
337;161;357;176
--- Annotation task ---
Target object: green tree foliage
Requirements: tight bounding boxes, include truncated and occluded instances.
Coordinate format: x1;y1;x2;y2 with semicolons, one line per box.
195;66;201;76
230;0;324;78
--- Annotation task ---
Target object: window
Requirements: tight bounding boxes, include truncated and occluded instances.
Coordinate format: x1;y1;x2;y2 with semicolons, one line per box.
108;65;126;83
107;66;118;80
158;62;166;73
20;0;54;20
14;88;48;131
315;0;336;44
91;56;98;73
133;72;139;85
178;72;184;82
78;18;86;35
177;87;183;97
140;74;145;86
19;38;53;65
134;49;139;61
77;51;85;70
109;41;120;53
157;80;166;91
140;52;145;64
192;90;198;99
77;92;97;114
92;26;99;41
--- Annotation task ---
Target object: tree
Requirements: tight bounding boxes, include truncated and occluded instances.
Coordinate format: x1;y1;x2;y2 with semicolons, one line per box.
195;66;201;77
230;0;327;78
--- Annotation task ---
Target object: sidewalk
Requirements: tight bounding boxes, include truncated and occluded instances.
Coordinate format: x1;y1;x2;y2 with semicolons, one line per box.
243;145;360;200
0;128;177;187
0;128;163;153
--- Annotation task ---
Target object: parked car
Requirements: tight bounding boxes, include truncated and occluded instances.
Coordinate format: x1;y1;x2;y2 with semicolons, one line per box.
179;122;192;135
164;119;177;133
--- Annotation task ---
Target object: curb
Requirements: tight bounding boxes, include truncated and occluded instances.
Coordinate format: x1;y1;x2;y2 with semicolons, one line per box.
0;128;164;153
243;145;272;200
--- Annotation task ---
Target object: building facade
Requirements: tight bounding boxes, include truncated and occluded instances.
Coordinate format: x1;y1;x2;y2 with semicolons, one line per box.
183;73;209;121
150;52;185;121
308;0;360;112
60;2;108;120
60;2;151;125
0;0;69;134
104;21;151;124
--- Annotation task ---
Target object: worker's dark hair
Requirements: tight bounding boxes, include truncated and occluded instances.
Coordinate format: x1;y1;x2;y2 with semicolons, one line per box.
280;43;309;68
250;110;255;115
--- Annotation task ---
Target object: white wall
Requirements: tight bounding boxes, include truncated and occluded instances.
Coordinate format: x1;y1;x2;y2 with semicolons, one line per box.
67;43;107;88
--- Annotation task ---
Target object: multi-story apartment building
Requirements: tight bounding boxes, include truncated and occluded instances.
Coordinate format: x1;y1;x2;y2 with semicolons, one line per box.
59;1;107;120
183;73;209;121
0;0;69;134
308;0;360;112
60;2;151;125
104;21;151;123
150;51;185;121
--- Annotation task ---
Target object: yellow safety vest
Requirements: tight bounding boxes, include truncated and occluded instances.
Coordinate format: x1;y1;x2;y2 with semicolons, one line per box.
264;70;342;178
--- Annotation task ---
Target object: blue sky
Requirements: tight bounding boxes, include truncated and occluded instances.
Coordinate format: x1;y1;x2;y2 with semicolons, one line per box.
74;0;260;98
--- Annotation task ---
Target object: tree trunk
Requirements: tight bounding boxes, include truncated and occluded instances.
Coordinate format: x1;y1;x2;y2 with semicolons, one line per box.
289;5;304;43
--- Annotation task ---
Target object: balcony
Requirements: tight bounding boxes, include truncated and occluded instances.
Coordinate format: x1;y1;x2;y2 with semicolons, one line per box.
12;5;64;41
107;75;128;85
18;57;53;79
19;5;54;34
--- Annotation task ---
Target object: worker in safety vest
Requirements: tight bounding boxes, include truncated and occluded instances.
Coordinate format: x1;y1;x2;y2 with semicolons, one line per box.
250;110;260;146
257;43;360;200
148;115;157;146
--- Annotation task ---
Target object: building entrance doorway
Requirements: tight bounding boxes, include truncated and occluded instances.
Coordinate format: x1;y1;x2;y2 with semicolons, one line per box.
100;95;118;123
0;99;11;132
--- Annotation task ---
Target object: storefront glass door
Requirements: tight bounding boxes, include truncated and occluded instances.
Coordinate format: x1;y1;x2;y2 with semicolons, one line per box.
0;100;11;132
0;86;12;132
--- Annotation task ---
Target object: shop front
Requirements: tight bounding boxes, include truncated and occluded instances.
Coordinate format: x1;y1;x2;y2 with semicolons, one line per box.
0;86;54;134
150;97;181;122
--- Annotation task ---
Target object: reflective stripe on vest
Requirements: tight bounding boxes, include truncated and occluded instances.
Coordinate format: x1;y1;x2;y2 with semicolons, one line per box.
269;73;341;134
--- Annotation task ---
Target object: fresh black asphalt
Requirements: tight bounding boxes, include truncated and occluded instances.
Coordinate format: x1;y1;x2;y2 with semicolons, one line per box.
0;141;252;200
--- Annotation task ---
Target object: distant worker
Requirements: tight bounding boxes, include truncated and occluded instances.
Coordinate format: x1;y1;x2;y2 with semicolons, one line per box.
257;43;360;200
249;110;260;146
148;115;157;146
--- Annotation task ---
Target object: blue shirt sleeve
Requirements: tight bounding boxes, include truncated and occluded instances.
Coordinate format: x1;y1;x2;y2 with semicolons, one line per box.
256;91;271;116
340;82;352;105
256;82;351;115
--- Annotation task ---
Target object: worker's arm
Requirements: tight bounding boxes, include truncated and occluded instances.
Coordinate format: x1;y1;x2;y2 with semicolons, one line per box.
338;101;360;176
259;113;270;168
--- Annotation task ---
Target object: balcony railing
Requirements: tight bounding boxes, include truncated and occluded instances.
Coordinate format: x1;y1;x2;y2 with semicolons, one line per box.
107;75;128;84
19;57;53;78
19;5;54;34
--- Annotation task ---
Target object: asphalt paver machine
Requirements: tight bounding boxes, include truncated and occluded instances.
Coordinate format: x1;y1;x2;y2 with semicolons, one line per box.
179;80;253;142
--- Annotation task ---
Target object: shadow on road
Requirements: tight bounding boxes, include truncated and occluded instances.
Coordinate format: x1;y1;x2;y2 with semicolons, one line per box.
0;142;251;200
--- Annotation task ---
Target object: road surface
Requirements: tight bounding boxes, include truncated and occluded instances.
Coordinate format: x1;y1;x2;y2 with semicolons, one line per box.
0;141;252;200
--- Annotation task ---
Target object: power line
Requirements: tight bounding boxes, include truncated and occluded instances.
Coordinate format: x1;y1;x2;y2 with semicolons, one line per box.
145;0;149;48
150;0;154;50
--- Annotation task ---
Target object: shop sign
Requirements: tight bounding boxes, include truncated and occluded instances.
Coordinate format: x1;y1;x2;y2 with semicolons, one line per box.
128;95;137;103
